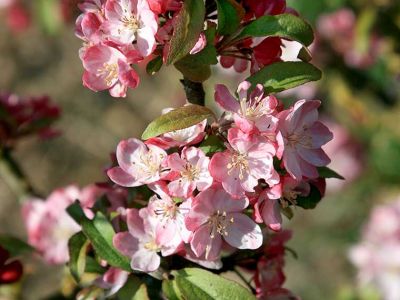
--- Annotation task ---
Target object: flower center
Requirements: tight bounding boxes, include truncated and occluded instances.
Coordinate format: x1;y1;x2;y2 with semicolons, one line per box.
180;163;200;181
227;153;249;180
285;127;312;148
154;202;178;219
240;96;272;120
135;150;165;177
121;14;140;32
97;63;118;86
144;240;159;251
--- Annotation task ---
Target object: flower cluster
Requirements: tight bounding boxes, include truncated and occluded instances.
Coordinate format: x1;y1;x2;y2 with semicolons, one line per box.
22;184;127;264
106;80;333;272
75;0;303;97
349;197;400;300
0;93;60;147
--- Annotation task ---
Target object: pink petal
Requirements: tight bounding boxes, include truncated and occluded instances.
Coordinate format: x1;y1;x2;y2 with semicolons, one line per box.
214;84;240;113
107;166;140;187
261;199;282;231
118;59;139;89
126;208;146;238
137;26;156;57
131;248;160;272
310;121;333;148
297;147;331;167
190;225;222;260
113;232;139;257
225;213;262;249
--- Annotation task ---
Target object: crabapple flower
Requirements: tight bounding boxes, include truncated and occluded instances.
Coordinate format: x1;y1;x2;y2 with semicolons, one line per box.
167;146;213;198
146;182;192;250
215;81;279;134
210;128;279;198
107;138;167;187
22;185;102;264
278;100;333;180
113;208;176;272
185;186;263;260
82;44;140;97
103;0;158;56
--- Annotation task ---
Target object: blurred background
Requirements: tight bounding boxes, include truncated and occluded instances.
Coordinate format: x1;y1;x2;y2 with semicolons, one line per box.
0;0;399;299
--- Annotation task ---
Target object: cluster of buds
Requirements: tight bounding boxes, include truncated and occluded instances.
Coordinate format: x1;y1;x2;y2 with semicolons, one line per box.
105;80;332;271
75;0;297;97
0;93;60;148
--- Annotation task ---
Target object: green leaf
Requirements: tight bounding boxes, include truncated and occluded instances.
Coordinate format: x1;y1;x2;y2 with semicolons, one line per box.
67;202;131;271
162;279;182;300
236;14;314;46
85;256;106;274
166;0;205;65
117;276;149;300
146;56;163;76
0;235;33;256
170;268;256;300
142;105;214;140
199;135;226;155
215;0;243;35
174;45;218;82
296;184;322;209
317;167;345;180
246;61;321;93
68;232;89;283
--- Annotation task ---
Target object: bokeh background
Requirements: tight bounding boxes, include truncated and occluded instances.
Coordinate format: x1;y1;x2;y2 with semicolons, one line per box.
0;0;399;299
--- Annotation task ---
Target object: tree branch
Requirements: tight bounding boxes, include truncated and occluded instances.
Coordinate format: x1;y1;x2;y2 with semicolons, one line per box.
180;77;205;106
0;147;40;202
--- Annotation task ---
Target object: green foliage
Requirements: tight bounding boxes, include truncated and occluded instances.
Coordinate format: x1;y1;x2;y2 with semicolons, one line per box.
317;167;345;180
117;276;150;300
199;135;226;155
68;232;89;283
246;61;321;94
0;235;33;256
166;0;205;65
146;56;163;76
215;0;244;35
163;268;256;300
236;14;314;46
67;202;131;271
141;105;215;140
174;45;218;82
296;184;323;209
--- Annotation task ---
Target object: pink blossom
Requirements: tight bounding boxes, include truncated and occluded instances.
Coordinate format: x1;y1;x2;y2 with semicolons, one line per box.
147;182;192;250
189;32;207;55
113;208;176;272
215;81;279;134
210;128;279;198
95;267;129;296
22;185;101;264
185;186;263;260
107;138;167;187
102;0;158;56
167;147;213;198
278;100;333;180
82;43;140;97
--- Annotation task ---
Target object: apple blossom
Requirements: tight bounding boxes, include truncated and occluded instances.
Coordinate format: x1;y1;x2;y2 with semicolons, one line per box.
82;43;140;97
210;128;279;198
113;207;178;272
102;0;158;56
95;267;129;296
107;138;167;187
215;81;279;134
185;186;263;260
22;184;103;264
167;146;213;198
278;99;333;180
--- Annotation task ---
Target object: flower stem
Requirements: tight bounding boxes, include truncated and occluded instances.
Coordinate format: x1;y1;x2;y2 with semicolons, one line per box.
180;77;205;106
233;268;256;294
0;147;40;202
